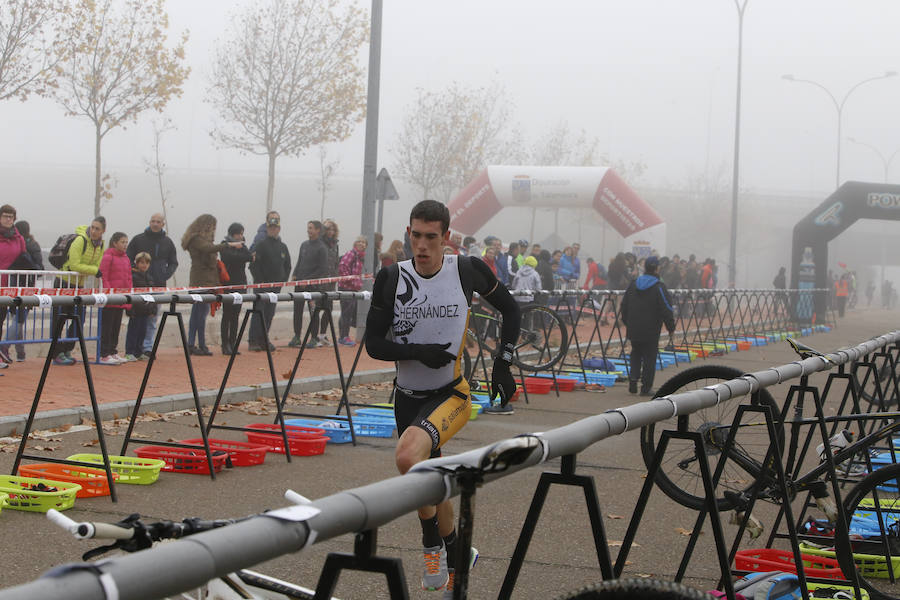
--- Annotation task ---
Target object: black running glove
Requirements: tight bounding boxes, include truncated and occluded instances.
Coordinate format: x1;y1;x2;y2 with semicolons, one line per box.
414;342;455;369
491;343;517;406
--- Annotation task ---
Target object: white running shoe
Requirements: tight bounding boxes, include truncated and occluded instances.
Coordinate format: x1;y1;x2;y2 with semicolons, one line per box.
98;355;120;366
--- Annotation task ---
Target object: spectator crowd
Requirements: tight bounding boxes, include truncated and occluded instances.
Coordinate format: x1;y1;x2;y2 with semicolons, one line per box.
0;202;872;374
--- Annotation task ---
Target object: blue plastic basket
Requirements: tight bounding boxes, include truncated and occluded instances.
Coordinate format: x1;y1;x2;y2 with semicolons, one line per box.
284;418;353;444
328;415;396;438
355;408;396;421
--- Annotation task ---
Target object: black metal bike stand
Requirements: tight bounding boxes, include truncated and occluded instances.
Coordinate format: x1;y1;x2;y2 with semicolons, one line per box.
203;299;296;459
497;453;612;600
118;299;218;478
452;467;480;600
313;529;409;600
615;430;735;600
12;309;119;502
705;404;811;600
759;373;863;598
274;299;360;445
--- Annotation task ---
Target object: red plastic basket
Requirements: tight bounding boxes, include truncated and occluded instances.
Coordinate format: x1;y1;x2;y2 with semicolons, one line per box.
133;446;229;475
245;423;328;456
180;438;269;467
735;548;844;579
524;377;553;394
18;463;118;498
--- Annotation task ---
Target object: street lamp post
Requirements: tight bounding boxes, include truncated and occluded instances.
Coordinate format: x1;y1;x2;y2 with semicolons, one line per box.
728;0;749;288
782;71;897;189
846;137;900;183
846;136;900;296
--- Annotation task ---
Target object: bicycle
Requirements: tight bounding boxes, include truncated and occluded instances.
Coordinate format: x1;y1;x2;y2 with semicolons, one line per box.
639;338;900;599
465;298;569;372
47;490;336;600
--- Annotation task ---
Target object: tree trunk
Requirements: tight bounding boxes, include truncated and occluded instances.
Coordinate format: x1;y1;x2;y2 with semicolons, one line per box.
94;125;102;217
266;152;276;212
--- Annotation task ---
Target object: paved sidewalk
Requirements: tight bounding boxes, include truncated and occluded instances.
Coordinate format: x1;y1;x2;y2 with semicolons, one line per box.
0;334;393;435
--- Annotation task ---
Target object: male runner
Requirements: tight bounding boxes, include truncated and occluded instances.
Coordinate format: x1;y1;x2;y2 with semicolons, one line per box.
365;200;520;595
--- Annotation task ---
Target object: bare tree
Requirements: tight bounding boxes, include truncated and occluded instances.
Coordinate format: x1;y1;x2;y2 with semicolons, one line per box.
391;80;521;203
530;121;599;166
52;0;188;216
144;118;175;230
0;0;61;101
317;145;340;220
208;0;367;212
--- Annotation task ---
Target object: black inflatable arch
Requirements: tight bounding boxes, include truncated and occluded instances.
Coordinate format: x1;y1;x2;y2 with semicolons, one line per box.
792;181;900;317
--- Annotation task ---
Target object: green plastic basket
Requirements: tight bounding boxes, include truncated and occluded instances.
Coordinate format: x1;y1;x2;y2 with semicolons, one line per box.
0;492;8;515
0;474;80;512
800;541;900;579
66;453;165;485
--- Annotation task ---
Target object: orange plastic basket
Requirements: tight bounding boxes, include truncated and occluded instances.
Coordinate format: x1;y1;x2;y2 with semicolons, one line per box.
18;463;118;498
735;548;844;579
245;423;328;456
180;438;269;467
133;446;229;475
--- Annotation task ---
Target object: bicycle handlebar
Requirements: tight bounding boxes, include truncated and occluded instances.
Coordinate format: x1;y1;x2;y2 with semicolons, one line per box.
47;510;134;540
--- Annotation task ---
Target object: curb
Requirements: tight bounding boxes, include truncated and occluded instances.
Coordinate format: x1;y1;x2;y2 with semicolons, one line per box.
0;367;396;437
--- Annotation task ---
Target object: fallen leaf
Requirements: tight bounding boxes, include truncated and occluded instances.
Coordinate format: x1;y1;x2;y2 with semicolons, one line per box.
675;528;698;536
607;514;624;520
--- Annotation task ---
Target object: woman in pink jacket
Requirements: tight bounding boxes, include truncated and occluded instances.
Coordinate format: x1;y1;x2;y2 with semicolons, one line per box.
98;232;133;365
0;204;25;370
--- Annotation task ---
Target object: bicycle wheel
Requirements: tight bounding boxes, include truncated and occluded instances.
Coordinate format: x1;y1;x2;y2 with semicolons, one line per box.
854;359;897;408
836;462;900;600
639;365;784;511
513;305;568;371
553;578;709;599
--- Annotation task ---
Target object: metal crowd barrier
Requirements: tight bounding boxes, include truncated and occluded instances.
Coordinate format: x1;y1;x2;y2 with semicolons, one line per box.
0;270;102;361
1;317;896;599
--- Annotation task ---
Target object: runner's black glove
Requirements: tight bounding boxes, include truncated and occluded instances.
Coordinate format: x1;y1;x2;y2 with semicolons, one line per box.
415;342;455;369
491;343;517;406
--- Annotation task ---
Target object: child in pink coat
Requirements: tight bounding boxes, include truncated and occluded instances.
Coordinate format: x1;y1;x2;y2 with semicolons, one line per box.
98;232;133;364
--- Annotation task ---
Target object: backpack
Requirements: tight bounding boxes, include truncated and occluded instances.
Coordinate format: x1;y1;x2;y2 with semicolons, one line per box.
709;572;801;600
48;233;79;269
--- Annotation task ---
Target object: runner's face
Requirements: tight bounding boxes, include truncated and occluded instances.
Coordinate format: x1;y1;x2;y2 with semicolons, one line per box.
408;219;448;275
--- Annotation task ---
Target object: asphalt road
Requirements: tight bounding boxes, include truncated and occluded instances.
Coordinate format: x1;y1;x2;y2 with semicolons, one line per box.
0;309;896;599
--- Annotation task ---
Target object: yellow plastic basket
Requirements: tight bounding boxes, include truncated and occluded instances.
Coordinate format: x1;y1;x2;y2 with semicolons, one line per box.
0;475;80;512
800;541;900;579
0;492;8;515
66;453;165;485
807;582;869;599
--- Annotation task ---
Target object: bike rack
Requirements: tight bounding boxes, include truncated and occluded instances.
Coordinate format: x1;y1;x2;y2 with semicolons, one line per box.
498;453;612;600
118;297;220;478
313;529;409;600
618;429;736;600
11;306;119;502
729;372;865;598
273;296;370;445
203;296;298;458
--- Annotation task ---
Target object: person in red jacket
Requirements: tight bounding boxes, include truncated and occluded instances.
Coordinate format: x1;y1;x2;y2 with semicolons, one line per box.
98;232;133;365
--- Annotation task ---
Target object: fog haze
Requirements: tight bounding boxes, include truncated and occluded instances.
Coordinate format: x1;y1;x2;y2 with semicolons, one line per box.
3;0;900;287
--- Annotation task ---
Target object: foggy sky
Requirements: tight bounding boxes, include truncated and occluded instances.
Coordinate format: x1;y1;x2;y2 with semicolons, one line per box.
3;0;900;286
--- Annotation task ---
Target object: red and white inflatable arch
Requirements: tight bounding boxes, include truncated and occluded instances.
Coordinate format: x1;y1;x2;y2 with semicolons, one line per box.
447;166;665;252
